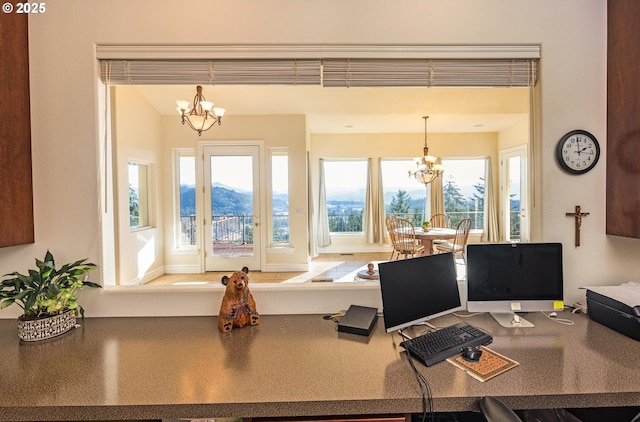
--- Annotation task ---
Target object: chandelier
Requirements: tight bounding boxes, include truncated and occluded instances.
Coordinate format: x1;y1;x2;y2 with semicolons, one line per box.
176;86;226;136
408;116;444;184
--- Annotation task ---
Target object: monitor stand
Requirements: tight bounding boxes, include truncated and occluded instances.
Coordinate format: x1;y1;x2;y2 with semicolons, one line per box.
491;312;535;328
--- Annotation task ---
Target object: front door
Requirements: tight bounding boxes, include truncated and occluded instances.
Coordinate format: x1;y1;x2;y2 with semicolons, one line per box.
203;144;261;271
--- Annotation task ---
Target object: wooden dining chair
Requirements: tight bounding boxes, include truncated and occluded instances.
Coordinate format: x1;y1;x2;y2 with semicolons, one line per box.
389;217;425;259
435;218;472;263
429;213;455;253
385;215;400;260
429;213;454;229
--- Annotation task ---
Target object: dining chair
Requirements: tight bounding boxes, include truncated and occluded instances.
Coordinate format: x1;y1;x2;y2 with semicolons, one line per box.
385;215;400;260
429;213;454;229
389;217;425;259
435;218;472;263
429;213;454;253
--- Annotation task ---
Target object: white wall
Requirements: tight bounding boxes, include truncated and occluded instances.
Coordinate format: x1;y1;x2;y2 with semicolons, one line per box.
113;87;165;285
2;0;634;319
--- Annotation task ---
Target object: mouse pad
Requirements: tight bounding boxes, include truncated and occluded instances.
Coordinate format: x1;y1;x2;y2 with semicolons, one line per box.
447;346;519;382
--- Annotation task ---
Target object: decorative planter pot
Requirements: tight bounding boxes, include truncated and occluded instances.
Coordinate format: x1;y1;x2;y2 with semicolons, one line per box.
17;310;76;342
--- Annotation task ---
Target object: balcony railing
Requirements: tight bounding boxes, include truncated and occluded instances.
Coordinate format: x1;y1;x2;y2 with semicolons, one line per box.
180;214;291;246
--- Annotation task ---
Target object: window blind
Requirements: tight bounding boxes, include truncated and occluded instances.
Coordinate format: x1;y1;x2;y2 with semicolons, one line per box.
97;45;539;88
322;59;537;88
100;59;322;86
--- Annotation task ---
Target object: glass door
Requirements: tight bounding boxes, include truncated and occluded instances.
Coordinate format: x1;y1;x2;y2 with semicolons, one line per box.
203;144;261;271
500;145;529;243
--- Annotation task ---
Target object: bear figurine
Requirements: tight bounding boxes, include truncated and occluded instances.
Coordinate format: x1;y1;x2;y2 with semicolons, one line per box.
218;266;260;332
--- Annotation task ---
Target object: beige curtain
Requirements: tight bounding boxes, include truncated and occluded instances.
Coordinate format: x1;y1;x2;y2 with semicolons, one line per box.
307;152;318;257
364;158;385;244
376;159;387;243
482;157;500;242
363;159;375;243
317;159;331;247
430;169;445;218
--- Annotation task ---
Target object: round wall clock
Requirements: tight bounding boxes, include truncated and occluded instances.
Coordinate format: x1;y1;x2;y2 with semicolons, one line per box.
556;129;600;174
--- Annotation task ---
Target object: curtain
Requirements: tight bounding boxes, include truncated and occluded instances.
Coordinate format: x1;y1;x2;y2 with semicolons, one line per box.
307;152;318;257
363;159;375;243
430;169;445;218
316;159;331;247
363;158;385;244
482;157;500;242
376;159;387;243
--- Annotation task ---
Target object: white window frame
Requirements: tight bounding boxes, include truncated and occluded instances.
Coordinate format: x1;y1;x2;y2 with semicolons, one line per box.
173;149;197;252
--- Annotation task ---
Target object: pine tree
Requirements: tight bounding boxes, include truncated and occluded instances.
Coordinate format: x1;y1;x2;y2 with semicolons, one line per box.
388;189;412;217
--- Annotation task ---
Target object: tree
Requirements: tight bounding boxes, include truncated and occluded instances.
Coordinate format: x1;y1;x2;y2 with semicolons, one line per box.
388;189;423;225
129;184;139;227
443;177;467;226
388;189;412;216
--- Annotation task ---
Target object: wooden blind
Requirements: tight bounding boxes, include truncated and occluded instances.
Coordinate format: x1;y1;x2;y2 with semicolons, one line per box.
100;59;322;85
322;59;538;88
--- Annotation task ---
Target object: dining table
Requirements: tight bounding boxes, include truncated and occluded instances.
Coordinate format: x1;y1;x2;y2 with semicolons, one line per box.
414;227;456;254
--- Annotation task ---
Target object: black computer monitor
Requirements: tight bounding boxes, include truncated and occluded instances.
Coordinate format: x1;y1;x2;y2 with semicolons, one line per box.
466;242;564;328
378;252;463;333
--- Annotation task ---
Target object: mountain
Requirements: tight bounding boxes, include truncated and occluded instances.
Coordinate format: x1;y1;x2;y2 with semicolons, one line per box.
180;184;289;216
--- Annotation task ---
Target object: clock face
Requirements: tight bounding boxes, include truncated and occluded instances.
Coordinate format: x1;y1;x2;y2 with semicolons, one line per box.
556;130;600;174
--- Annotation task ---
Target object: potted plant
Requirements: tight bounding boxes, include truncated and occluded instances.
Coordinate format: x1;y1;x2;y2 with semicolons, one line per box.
0;250;101;341
422;221;432;231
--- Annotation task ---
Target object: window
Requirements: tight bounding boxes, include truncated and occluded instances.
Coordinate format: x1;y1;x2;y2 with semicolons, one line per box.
441;158;486;230
128;162;150;229
270;150;290;245
323;160;367;233
380;159;426;226
176;150;196;248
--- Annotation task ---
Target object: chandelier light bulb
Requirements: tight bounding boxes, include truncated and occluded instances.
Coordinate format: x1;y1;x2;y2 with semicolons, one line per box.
176;86;224;136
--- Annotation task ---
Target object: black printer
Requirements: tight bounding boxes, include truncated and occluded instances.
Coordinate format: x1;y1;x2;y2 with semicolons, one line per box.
586;282;640;341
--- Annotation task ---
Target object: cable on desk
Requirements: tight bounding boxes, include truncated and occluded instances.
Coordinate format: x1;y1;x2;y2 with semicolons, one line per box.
452;311;484;318
405;349;435;422
541;311;575;326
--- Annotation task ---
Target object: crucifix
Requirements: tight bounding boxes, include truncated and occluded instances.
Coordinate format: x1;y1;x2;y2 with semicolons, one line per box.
565;205;589;247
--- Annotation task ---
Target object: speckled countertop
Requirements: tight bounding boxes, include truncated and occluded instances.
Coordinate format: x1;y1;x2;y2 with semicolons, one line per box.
0;312;638;421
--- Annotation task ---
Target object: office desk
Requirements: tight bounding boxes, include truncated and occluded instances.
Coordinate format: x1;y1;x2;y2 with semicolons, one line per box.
0;312;638;421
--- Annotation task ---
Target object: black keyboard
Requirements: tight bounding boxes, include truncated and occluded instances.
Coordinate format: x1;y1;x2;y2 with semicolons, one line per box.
400;322;493;367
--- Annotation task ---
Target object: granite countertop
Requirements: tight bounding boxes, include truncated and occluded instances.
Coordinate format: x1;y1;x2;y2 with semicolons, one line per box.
0;312;639;421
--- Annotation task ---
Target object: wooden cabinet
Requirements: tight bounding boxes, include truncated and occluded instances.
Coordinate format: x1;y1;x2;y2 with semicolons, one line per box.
0;12;34;247
606;0;640;238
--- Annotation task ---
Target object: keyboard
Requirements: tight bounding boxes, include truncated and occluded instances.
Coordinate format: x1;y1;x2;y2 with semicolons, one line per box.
399;322;493;367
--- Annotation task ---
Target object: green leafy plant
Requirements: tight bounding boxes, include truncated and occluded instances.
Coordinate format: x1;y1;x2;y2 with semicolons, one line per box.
0;251;101;320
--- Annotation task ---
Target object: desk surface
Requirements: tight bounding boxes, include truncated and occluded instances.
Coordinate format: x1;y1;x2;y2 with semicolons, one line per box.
0;312;639;421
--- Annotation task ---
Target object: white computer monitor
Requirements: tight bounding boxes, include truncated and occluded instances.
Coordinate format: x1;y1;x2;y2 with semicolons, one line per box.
378;252;463;333
466;242;564;328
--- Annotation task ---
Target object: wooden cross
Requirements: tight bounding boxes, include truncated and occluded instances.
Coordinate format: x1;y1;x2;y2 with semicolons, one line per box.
565;205;589;247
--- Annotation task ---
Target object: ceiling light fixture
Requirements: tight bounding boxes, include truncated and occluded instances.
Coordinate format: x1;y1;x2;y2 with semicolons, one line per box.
176;85;225;136
408;116;444;185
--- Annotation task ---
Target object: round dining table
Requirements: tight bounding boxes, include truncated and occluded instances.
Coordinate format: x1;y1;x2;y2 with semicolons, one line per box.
414;227;456;255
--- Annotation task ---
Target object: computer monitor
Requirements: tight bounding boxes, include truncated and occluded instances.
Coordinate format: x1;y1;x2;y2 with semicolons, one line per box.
466;242;564;328
378;252;463;333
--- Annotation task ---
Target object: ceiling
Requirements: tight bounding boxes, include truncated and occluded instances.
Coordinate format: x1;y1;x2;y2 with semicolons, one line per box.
133;84;531;134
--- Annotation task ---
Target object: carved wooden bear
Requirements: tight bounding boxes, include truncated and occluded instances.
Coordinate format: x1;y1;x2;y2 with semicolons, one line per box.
218;266;260;332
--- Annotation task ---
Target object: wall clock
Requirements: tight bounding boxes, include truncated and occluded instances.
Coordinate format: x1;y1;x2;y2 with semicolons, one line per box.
556;129;600;174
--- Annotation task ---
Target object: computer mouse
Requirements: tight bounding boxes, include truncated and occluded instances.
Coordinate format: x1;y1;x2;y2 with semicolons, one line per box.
461;346;483;362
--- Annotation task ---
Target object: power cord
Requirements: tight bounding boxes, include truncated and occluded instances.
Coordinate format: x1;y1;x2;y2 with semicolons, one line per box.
571;302;588;314
540;311;575;326
405;350;435;422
